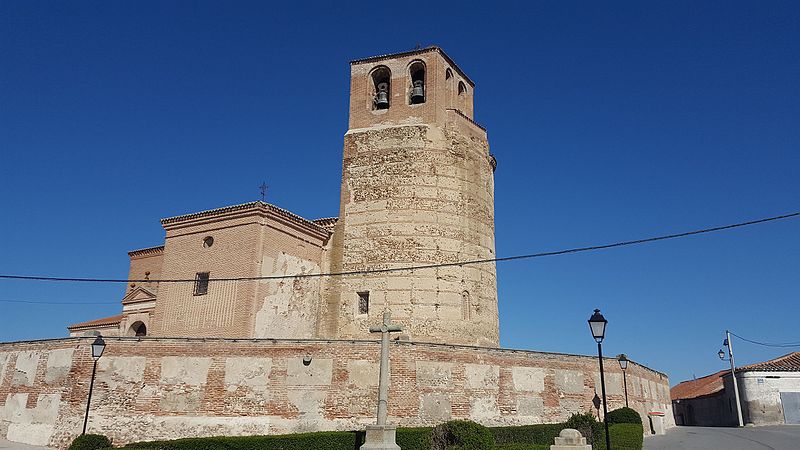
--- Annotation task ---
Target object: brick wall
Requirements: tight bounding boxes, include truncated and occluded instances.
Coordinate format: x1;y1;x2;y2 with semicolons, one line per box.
0;337;673;449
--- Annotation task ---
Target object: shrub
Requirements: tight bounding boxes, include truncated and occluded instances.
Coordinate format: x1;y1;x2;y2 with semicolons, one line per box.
594;423;644;450
119;431;357;450
565;412;602;447
396;426;433;450
431;420;495;450
606;407;642;425
68;434;112;450
490;423;564;446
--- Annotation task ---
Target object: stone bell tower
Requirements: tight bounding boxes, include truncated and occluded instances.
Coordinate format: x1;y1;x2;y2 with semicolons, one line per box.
320;47;498;347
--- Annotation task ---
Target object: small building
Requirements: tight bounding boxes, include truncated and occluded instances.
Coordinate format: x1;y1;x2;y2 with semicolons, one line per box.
672;352;800;426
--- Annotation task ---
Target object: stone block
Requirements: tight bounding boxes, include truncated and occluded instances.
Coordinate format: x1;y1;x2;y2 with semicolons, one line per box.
517;396;544;416
416;361;453;388
512;367;545;392
11;351;39;386
594;372;623;396
420;393;452;422
286;358;332;386
347;360;380;387
464;364;499;390
44;348;73;384
555;370;584;394
7;423;54;447
470;396;499;422
98;356;146;389
360;424;400;450
224;357;271;392
161;357;212;386
550;428;591;450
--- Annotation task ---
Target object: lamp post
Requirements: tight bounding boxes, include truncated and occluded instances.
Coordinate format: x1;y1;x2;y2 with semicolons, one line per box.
718;330;744;427
588;309;611;450
618;354;629;407
82;335;106;435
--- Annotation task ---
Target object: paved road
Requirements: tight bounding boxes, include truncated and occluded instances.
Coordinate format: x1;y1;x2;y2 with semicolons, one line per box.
0;440;54;450
646;425;800;450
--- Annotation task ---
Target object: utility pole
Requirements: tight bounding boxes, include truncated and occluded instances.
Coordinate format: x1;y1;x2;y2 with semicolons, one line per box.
725;330;745;427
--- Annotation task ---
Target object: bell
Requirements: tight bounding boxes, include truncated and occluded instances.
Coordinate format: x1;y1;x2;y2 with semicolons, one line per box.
411;80;424;103
375;82;389;109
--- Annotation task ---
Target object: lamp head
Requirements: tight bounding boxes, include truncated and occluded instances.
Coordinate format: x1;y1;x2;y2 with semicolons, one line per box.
588;309;608;343
91;335;106;359
618;354;629;370
718;349;726;360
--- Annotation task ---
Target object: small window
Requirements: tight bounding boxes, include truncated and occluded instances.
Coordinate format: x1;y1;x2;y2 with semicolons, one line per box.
458;81;467;96
203;236;214;248
358;291;369;314
461;291;471;320
445;68;453;80
194;272;210;295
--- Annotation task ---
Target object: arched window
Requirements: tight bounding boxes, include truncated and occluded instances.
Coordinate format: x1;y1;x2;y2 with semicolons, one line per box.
458;81;467;96
461;290;471;320
370;66;391;110
128;321;147;337
408;61;426;104
445;68;453;80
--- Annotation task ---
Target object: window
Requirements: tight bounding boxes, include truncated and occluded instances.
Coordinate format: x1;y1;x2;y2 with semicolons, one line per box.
458;81;467;96
408;61;426;104
370;66;391;110
203;236;214;248
445;68;453;80
461;291;471;320
358;291;369;314
194;272;210;295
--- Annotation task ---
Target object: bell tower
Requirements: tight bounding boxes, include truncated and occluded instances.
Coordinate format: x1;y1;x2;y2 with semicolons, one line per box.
321;47;498;347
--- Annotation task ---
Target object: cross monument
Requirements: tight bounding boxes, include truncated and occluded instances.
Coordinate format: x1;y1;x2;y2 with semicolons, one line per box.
361;310;402;450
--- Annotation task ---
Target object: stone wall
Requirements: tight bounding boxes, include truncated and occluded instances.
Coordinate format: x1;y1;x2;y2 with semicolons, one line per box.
736;371;800;425
0;337;672;449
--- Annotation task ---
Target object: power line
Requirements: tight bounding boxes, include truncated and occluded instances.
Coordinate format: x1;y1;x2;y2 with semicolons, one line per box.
730;331;800;348
0;299;117;305
0;210;796;284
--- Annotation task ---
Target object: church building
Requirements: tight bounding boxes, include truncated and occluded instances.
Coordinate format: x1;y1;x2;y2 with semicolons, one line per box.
69;46;500;347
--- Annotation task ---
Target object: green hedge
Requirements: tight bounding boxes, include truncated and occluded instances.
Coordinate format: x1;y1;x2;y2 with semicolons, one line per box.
118;431;358;450
607;407;642;425
68;434;112;450
596;423;644;450
431;420;494;449
491;423;564;446
112;421;643;450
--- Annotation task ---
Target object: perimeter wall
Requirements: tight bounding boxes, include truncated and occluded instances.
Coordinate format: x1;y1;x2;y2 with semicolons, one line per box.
0;337;673;449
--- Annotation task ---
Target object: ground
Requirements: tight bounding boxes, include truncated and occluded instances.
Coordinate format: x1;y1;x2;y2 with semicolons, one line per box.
0;440;53;450
646;425;800;450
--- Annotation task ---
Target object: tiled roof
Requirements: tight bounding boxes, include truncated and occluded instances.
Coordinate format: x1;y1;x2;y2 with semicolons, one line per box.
350;46;475;87
128;245;164;258
737;352;800;372
312;217;338;229
160;201;330;236
670;370;726;400
68;314;123;330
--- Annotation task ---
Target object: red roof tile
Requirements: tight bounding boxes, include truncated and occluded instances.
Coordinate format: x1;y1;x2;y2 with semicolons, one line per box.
737;352;800;372
670;370;726;400
68;314;123;330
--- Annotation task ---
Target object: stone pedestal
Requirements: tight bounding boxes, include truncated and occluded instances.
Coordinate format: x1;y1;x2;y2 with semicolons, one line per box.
360;424;401;450
648;412;666;435
550;428;591;450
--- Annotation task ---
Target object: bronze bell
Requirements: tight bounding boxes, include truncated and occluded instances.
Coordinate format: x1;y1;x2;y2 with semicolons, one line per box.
375;82;389;109
411;80;424;103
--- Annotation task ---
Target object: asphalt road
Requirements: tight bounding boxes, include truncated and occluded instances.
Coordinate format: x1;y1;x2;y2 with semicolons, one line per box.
645;425;800;450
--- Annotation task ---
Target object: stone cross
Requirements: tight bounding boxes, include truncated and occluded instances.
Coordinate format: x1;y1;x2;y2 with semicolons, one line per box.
369;310;402;426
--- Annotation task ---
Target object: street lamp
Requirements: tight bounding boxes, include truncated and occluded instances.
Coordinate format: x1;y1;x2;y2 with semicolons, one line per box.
719;332;744;427
618;354;629;407
82;335;106;435
588;309;611;450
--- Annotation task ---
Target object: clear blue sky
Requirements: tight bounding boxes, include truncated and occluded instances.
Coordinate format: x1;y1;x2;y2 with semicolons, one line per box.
1;1;798;385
